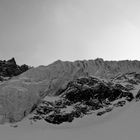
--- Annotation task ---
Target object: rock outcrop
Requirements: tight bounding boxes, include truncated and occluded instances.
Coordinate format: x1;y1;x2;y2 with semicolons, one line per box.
30;76;135;125
0;58;30;81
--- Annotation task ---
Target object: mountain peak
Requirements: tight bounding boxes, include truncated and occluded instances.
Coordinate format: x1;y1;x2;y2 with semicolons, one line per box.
6;57;16;65
95;58;104;61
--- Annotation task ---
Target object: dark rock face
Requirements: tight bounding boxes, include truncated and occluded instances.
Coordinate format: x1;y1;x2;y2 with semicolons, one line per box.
62;77;134;104
135;90;140;102
0;58;30;81
30;76;134;125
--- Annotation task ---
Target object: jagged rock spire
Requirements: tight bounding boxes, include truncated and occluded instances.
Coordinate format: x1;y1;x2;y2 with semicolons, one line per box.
6;57;17;65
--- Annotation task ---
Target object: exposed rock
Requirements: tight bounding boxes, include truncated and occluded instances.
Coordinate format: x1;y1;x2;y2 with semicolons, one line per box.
30;76;134;125
0;58;30;81
135;90;140;102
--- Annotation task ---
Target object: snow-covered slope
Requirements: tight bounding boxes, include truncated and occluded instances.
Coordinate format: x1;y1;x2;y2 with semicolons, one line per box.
1;59;140;125
0;100;140;140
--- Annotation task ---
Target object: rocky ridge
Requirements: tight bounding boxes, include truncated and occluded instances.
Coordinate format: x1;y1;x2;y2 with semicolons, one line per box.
0;58;140;125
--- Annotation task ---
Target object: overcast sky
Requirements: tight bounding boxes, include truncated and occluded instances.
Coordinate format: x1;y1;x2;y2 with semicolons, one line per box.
0;0;140;66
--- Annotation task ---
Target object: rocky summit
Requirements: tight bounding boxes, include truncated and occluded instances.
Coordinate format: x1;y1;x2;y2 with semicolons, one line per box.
0;58;29;81
0;58;140;125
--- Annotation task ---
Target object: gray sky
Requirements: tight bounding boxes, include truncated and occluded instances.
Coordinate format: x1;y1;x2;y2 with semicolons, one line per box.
0;0;140;66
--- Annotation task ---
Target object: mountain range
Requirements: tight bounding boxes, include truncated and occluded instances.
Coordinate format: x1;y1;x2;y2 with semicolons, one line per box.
0;58;140;125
